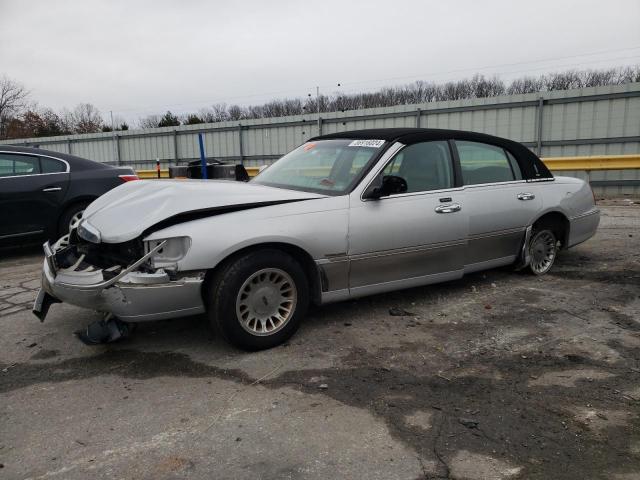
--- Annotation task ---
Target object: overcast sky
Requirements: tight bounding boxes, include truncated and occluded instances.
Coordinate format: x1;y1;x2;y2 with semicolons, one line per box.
1;0;639;123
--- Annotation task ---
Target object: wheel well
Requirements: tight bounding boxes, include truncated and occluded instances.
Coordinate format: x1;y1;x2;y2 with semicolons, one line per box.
54;197;95;237
532;212;570;248
59;197;95;220
204;242;322;305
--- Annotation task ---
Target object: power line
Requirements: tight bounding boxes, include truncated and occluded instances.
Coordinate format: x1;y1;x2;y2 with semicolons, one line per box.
332;55;640;97
107;46;640;117
322;45;640;90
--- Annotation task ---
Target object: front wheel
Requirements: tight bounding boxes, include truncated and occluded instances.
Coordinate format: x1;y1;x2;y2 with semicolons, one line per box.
206;249;309;350
528;229;558;275
58;202;89;238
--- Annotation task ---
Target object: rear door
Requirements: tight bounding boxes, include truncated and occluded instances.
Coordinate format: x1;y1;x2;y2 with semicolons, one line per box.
0;152;69;240
453;140;541;272
348;140;467;296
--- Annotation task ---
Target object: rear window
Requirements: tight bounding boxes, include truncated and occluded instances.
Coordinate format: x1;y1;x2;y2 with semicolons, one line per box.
40;156;67;173
455;141;517;185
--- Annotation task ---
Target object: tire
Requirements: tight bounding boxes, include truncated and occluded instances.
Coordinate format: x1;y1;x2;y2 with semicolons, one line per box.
206;249;309;351
58;202;90;238
528;228;558;275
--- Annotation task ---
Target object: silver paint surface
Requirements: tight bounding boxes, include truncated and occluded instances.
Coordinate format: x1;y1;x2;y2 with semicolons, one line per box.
43;142;600;320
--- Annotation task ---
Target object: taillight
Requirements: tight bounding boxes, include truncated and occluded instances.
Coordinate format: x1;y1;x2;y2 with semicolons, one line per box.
119;174;139;182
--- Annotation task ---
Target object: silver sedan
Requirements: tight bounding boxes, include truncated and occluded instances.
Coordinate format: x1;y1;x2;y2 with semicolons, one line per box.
34;128;600;350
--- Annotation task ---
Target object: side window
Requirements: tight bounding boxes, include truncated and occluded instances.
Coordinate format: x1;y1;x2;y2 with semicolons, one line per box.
0;153;41;177
40;157;67;173
382;141;453;193
506;150;523;180
455;141;516;185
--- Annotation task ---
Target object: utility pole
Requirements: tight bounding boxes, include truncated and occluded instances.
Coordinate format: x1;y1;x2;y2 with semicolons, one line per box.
110;110;119;166
316;86;321;135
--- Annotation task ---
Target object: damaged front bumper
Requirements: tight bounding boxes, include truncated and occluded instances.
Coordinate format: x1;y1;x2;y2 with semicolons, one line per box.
35;241;206;322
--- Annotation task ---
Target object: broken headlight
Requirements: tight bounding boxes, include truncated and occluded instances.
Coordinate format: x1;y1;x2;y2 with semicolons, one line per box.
77;220;101;244
145;237;191;269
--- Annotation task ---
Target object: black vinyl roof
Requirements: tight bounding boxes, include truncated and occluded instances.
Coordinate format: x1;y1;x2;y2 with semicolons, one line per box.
310;128;552;180
313;127;515;147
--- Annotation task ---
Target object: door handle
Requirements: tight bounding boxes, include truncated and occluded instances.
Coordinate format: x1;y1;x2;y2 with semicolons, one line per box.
42;187;62;192
517;193;535;200
435;203;461;214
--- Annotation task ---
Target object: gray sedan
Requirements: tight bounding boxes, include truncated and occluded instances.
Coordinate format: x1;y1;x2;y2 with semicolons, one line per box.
34;128;600;350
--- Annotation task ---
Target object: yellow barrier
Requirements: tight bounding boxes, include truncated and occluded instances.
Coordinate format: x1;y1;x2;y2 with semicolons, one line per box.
136;154;640;179
137;169;170;179
541;154;640;171
246;167;260;177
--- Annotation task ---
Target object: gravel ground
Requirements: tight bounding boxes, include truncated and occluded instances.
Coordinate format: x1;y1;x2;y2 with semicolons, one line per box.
0;202;639;480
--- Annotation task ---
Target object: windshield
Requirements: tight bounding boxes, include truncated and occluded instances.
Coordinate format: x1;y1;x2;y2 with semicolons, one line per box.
251;139;386;194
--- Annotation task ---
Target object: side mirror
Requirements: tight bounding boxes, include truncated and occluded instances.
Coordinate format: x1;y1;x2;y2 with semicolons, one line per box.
363;175;408;199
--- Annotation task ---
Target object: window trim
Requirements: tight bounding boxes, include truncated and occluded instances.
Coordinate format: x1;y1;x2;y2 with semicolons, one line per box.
39;155;68;175
0;151;70;179
360;140;458;200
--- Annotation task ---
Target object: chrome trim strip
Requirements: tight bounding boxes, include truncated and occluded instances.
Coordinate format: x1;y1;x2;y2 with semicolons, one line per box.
317;256;349;264
468;227;525;240
349;239;466;262
373;187;465;201
0;229;44;239
462;179;531;189
569;208;600;221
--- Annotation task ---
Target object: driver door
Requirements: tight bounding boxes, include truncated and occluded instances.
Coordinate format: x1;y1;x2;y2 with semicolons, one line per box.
347;140;467;296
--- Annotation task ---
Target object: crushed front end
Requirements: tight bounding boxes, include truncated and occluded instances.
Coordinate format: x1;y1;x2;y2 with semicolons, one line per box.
34;222;206;323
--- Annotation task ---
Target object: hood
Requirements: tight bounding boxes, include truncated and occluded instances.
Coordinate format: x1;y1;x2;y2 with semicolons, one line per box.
82;179;324;243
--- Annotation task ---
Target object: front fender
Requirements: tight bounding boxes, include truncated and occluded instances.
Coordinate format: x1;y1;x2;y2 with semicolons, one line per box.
145;196;350;271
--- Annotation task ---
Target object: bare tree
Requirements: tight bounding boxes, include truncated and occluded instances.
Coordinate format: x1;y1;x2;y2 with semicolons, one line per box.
0;76;30;138
197;103;229;123
135;64;640;128
507;76;544;94
138;114;161;129
63;103;103;133
227;104;246;121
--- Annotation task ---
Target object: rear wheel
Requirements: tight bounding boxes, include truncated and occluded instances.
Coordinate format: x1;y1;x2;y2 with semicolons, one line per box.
528;229;557;275
206;249;309;350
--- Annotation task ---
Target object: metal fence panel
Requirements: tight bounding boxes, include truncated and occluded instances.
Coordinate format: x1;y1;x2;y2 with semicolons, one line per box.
1;83;639;194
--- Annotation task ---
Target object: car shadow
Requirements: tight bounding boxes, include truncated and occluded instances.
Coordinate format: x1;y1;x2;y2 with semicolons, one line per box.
0;243;42;262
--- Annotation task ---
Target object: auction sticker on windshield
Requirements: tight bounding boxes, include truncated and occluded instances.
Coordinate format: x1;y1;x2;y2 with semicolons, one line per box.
348;140;385;148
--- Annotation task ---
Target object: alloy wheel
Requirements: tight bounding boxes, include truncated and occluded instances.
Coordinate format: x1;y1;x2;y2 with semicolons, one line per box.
529;230;557;275
235;268;297;336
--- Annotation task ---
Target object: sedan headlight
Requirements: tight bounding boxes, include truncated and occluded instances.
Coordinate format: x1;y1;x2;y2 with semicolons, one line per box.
145;237;191;269
77;220;101;244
